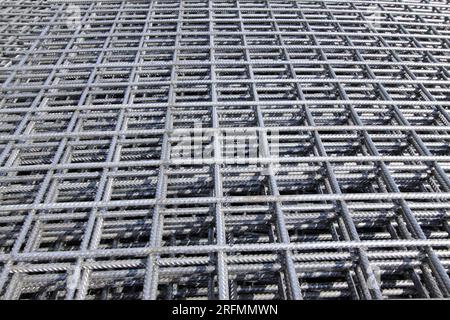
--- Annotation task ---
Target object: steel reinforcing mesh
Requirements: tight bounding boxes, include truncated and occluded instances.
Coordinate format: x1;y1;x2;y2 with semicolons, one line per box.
0;0;450;300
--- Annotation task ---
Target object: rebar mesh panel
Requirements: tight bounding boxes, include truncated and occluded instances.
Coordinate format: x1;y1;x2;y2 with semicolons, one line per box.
0;0;450;300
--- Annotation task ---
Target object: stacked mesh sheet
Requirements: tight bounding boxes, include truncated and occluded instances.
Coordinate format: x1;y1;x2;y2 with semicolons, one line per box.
0;0;450;300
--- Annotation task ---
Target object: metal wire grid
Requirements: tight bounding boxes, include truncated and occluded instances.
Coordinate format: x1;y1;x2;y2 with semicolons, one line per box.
0;0;449;300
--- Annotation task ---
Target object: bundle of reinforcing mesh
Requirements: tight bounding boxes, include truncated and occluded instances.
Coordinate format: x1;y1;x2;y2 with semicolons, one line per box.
0;0;450;300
